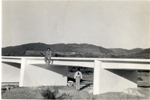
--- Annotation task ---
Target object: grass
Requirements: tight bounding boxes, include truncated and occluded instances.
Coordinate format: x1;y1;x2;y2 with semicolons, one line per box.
1;87;42;99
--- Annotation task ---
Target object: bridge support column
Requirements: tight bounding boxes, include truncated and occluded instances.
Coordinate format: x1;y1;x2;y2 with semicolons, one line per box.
93;60;102;94
93;60;137;95
19;58;26;86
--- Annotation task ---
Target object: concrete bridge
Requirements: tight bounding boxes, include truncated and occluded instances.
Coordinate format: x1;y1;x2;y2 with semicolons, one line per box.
1;56;150;95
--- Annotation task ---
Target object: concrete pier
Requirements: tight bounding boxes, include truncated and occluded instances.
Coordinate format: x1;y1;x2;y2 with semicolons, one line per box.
93;60;137;94
19;58;68;86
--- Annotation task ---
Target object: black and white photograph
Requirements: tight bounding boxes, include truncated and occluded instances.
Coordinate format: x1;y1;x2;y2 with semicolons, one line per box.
1;0;150;99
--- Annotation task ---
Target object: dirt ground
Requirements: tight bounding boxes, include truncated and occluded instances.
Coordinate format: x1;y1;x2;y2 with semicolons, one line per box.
1;83;150;99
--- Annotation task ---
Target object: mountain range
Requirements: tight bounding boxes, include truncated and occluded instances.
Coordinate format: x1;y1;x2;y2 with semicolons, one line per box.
2;43;150;59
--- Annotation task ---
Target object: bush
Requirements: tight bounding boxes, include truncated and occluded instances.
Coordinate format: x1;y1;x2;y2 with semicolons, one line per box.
41;87;72;99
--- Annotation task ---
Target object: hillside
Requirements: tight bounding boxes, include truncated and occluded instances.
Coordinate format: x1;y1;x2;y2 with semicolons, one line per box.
68;43;114;57
2;43;150;58
123;48;150;59
110;48;143;55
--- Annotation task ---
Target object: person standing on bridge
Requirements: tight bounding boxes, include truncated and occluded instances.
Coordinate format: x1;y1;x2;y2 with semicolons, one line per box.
45;48;53;64
74;68;82;90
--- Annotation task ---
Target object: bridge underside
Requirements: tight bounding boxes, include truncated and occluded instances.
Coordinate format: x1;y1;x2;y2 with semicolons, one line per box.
2;62;20;83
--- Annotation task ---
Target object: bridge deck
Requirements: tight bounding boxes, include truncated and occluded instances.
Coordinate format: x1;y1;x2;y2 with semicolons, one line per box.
2;56;150;70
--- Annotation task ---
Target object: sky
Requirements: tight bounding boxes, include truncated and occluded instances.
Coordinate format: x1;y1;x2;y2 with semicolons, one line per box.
2;0;150;49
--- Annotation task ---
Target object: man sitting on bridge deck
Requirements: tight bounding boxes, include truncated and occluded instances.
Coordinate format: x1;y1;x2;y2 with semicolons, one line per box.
45;48;53;64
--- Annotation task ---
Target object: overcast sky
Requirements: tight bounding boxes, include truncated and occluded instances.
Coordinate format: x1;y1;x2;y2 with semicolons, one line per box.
2;0;150;49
